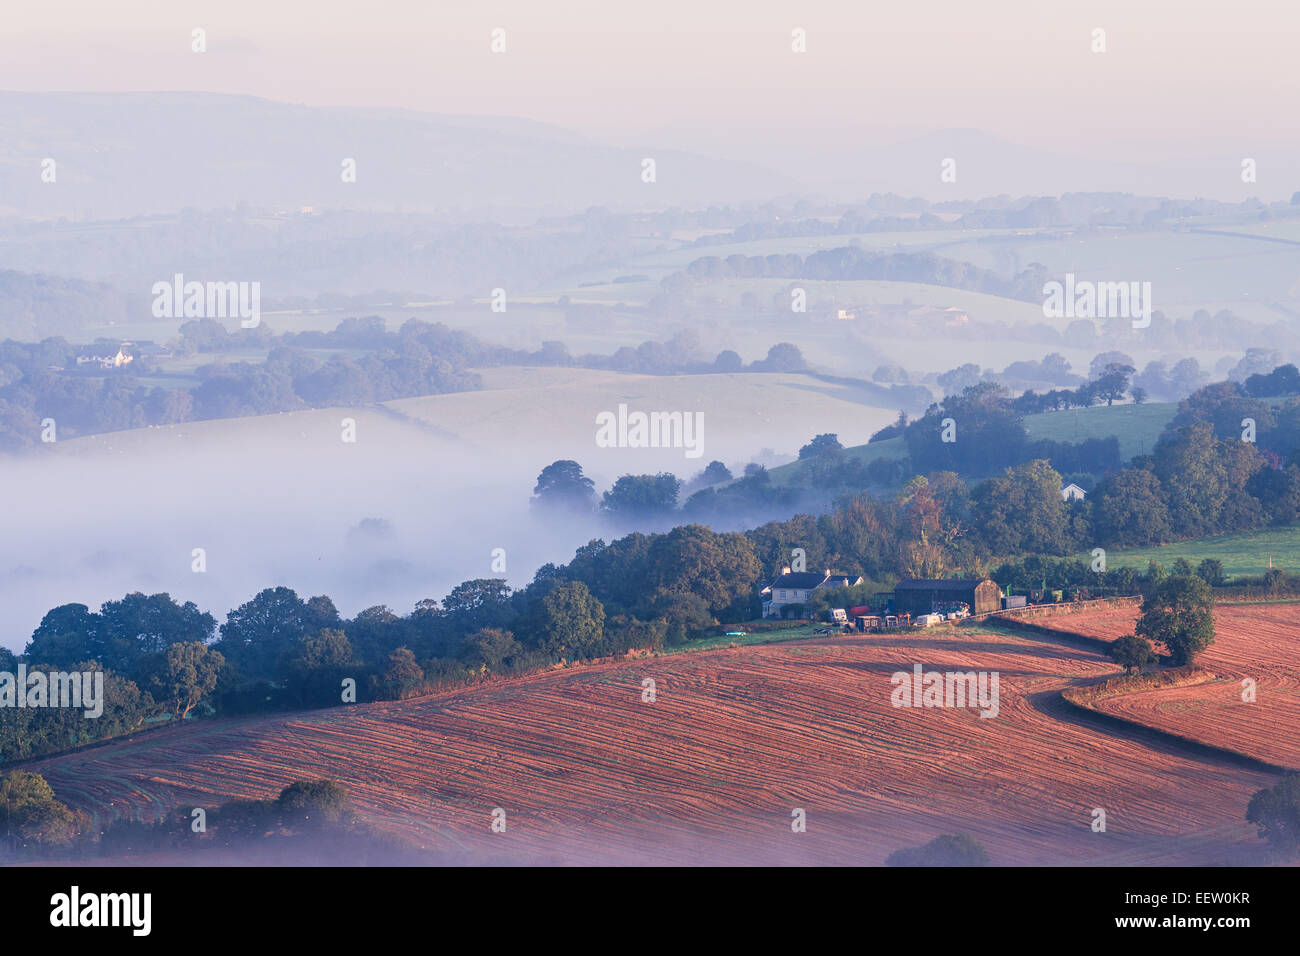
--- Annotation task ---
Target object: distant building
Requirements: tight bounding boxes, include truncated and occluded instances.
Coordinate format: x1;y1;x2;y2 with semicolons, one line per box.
835;308;857;321
75;344;133;368
893;578;1001;617
906;305;970;325
125;340;173;363
1061;482;1087;502
762;569;864;618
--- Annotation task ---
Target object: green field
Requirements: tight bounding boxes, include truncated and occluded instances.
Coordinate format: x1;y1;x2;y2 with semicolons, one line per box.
1024;401;1177;461
938;228;1300;311
669;621;816;652
388;366;901;465
755;435;909;488
1088;526;1300;579
757;401;1176;490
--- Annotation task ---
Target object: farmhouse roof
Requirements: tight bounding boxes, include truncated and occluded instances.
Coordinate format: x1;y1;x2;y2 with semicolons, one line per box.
767;571;860;590
895;578;990;591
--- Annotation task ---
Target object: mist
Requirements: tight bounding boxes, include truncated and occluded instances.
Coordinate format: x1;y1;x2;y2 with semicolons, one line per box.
0;386;893;650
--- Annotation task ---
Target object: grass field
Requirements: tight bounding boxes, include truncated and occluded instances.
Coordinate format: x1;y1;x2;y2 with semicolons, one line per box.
1090;526;1300;578
390;366;901;469
44;365;903;476
1024;401;1177;461
759;400;1175;490
752;435;909;488
938;229;1300;309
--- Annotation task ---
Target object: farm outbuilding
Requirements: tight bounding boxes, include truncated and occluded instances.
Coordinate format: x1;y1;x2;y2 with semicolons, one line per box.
893;578;1001;617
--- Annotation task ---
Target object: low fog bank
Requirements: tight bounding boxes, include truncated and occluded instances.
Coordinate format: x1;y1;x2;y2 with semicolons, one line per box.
0;390;874;650
0;421;582;650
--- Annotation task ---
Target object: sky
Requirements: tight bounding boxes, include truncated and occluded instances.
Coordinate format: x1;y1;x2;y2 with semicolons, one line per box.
2;0;1298;168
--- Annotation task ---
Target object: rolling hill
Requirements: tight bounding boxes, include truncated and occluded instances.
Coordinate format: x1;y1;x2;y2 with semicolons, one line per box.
756;400;1177;488
21;620;1277;865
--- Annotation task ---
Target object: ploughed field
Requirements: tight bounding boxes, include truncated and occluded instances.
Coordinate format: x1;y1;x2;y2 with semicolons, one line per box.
24;623;1277;864
1029;602;1300;770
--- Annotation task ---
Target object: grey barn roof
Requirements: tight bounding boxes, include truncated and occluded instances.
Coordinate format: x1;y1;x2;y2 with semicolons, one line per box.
895;578;989;591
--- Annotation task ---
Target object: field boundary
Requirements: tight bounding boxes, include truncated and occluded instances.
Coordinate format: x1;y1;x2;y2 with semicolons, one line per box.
996;596;1141;621
1061;668;1300;775
0;714;190;769
980;597;1140;650
1213;590;1300;604
1063;665;1217;704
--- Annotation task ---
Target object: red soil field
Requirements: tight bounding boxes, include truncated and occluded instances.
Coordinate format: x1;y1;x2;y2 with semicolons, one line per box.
1024;605;1141;642
1064;603;1300;769
24;625;1278;865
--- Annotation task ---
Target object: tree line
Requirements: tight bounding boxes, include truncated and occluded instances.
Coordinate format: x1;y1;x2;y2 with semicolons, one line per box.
0;314;917;451
661;247;1047;302
0;771;422;863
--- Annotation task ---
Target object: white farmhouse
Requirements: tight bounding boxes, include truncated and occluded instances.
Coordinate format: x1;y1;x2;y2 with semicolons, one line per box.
761;568;864;619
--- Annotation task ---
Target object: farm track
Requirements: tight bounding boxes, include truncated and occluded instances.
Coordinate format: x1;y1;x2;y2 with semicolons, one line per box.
21;624;1283;865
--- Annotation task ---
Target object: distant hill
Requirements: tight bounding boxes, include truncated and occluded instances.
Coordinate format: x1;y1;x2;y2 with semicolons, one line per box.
0;269;143;339
0;92;796;219
758;127;1300;203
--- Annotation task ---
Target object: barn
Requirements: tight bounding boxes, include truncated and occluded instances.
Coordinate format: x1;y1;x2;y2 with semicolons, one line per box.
893;578;1001;617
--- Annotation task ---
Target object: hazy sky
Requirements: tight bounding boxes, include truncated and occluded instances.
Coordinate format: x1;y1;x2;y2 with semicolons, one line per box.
2;0;1298;164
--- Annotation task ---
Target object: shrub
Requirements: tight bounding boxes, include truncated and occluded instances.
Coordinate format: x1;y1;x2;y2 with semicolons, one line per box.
885;833;990;866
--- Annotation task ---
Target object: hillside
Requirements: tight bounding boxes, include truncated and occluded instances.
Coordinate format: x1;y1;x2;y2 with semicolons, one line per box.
1033;601;1300;770
0;269;144;338
23;622;1274;865
1023;402;1177;461
755;400;1175;488
1091;525;1300;578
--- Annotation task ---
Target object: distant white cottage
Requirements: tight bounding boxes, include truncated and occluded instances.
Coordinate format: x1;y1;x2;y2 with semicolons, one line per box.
1061;482;1087;502
76;344;133;369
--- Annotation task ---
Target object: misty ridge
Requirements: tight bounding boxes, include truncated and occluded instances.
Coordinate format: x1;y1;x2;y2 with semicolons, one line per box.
0;91;794;221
